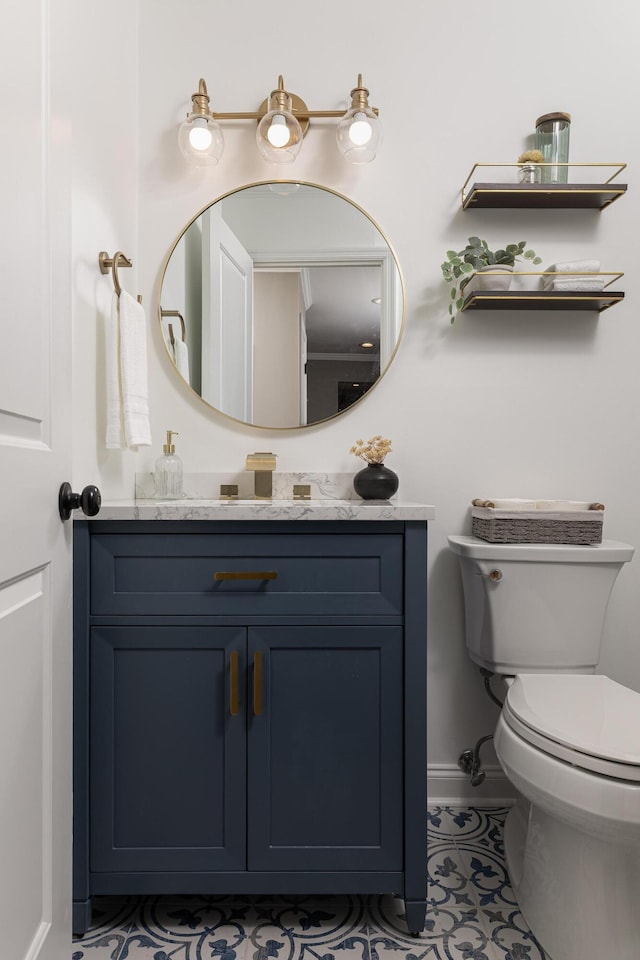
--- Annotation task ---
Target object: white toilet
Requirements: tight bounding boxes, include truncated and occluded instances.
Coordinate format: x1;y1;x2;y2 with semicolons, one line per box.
448;535;640;960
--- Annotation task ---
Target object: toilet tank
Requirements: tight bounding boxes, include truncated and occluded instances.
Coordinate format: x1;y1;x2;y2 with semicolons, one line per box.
448;536;634;674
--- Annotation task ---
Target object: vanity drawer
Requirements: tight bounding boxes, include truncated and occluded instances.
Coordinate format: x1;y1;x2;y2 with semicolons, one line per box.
90;532;404;617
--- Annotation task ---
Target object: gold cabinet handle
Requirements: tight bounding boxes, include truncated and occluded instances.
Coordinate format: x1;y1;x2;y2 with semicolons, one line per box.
214;571;278;581
229;650;239;716
253;651;263;716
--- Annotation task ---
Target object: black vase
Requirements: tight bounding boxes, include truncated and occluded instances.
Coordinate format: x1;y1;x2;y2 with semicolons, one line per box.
353;462;399;501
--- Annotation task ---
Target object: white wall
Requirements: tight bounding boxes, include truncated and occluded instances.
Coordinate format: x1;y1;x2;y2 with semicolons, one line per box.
71;0;139;498
253;272;301;427
75;0;640;799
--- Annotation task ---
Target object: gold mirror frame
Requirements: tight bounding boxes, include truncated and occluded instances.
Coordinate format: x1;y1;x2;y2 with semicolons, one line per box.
157;180;405;430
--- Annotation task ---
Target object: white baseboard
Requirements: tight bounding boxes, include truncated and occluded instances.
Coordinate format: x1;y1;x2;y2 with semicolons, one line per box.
427;763;519;806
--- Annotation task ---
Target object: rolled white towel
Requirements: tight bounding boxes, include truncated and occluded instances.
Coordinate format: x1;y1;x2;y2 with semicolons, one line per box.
543;275;605;292
547;259;600;274
535;500;594;512
486;498;537;511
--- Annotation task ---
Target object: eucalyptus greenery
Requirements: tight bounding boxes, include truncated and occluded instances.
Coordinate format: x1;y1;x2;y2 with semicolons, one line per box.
441;236;542;323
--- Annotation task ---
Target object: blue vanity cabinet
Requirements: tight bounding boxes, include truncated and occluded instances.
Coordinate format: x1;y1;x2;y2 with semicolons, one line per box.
246;625;403;872
73;519;428;937
89;625;247;874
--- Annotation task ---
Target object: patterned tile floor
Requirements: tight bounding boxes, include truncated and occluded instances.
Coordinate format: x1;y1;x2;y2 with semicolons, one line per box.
72;806;549;960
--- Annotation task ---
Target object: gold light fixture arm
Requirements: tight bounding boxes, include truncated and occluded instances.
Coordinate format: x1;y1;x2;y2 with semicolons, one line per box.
207;73;378;126
348;73;378;115
190;78;212;118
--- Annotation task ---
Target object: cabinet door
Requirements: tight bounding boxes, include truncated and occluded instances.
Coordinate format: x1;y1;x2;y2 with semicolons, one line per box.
247;626;403;871
90;626;246;873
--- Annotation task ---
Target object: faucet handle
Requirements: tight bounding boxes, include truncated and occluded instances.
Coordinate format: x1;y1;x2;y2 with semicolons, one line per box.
245;452;277;471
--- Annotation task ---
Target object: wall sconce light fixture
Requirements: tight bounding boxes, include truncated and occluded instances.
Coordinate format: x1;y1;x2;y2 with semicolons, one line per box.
256;77;304;163
178;74;381;167
336;78;381;163
178;79;225;166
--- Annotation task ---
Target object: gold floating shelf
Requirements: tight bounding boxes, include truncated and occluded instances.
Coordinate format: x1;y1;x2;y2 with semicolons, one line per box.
460;163;627;211
461;271;624;314
462;290;625;314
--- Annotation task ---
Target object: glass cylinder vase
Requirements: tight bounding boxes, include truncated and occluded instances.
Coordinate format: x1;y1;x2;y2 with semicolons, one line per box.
535;111;571;183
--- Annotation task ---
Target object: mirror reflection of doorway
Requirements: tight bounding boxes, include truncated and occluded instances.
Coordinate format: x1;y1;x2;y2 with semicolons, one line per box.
254;264;382;425
306;354;379;423
337;380;375;410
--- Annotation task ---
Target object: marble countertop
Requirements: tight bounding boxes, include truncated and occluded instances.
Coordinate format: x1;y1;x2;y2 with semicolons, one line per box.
87;499;435;522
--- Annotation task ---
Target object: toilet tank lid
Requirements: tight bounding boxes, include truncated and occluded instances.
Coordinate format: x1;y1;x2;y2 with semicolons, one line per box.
507;674;640;766
447;535;635;563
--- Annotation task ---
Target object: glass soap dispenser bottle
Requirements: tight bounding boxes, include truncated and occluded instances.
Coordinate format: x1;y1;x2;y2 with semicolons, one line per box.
154;430;183;500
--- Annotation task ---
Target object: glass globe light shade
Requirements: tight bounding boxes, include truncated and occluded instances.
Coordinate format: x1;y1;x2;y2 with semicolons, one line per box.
267;181;301;196
178;115;224;166
336;107;381;163
256;92;303;163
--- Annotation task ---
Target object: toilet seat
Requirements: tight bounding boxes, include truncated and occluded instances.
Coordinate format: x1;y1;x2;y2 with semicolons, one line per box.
504;674;640;782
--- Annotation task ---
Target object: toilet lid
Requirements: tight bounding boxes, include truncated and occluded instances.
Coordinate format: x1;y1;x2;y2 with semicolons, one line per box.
505;674;640;780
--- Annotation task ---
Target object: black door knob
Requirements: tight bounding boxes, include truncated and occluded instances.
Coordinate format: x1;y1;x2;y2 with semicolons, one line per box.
58;482;102;522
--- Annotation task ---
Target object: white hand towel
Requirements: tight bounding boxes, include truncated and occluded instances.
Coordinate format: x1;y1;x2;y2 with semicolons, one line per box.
173;337;190;385
105;292;124;448
119;290;152;448
547;259;600;274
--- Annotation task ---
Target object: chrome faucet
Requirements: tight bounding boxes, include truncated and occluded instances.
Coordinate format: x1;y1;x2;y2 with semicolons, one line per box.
245;452;277;499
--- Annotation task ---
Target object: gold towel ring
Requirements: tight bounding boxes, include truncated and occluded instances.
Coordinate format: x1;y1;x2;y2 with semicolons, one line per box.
161;309;186;346
98;250;133;297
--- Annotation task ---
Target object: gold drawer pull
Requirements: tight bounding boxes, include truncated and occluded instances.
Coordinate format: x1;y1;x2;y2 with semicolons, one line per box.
253;651;263;716
229;650;239;716
214;570;278;581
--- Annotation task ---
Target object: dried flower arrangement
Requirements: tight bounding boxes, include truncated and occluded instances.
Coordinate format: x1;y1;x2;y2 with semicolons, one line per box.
350;435;392;464
518;149;545;164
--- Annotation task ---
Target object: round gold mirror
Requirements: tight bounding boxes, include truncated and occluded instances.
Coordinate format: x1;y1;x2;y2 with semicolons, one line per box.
158;181;404;429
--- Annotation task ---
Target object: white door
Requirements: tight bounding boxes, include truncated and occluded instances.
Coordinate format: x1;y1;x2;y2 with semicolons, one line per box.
0;2;73;958
201;206;254;421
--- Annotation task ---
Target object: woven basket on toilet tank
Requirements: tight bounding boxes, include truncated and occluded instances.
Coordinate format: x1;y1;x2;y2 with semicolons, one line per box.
471;499;604;545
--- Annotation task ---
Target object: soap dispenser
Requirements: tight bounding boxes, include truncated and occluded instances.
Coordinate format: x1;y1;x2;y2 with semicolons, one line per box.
154;430;183;500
